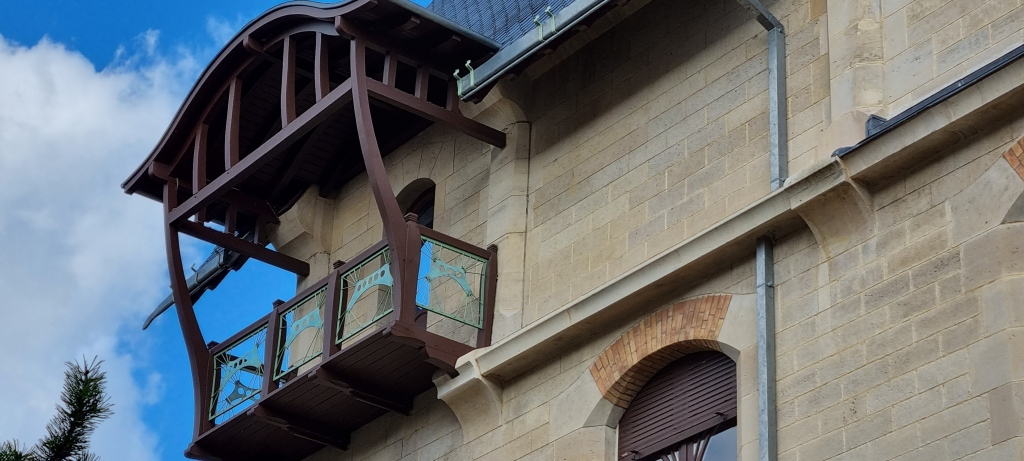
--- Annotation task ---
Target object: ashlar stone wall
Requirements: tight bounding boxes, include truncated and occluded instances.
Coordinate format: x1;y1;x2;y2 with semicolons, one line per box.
774;119;1024;460
522;0;826;327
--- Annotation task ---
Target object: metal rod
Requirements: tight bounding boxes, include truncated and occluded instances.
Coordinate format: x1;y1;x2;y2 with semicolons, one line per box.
755;236;776;461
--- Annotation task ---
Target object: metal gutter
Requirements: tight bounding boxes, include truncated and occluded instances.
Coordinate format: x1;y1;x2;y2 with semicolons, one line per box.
142;246;247;330
835;42;1024;158
739;2;784;458
755;236;777;461
456;0;613;100
737;0;788;191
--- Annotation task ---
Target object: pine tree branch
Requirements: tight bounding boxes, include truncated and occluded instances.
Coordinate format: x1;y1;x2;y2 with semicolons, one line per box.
30;357;113;461
0;440;34;461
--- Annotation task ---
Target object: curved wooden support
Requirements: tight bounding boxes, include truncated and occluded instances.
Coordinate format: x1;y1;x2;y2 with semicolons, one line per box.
350;37;423;327
163;183;215;438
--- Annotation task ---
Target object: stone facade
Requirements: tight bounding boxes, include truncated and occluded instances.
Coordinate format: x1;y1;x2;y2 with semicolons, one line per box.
265;0;1024;459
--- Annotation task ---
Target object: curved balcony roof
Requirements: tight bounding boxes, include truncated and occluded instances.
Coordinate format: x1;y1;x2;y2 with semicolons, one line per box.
122;0;496;204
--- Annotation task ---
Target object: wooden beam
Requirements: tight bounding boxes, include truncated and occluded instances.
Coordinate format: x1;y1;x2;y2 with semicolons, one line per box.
192;124;209;223
192;124;208;194
249;405;350;450
163;184;215;437
383;52;398;87
167;80;353;225
223;204;238;235
314;33;330;102
351;38;423;328
335;17;452;72
364;78;505;148
414;66;429;99
176;220;310;276
313;368;412;415
321;273;341;357
270;119;332;198
225;77;242;170
150;163;278;221
262;307;282;397
281;35;297;126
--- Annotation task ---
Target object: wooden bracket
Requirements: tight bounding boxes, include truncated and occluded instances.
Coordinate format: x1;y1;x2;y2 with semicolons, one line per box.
313;367;413;415
249;405;350;450
177;220;310;276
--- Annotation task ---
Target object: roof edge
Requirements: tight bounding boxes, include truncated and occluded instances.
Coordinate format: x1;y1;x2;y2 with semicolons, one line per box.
455;0;613;101
122;0;498;198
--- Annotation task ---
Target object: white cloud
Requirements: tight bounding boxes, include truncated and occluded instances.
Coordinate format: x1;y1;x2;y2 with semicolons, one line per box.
206;17;239;47
0;35;201;459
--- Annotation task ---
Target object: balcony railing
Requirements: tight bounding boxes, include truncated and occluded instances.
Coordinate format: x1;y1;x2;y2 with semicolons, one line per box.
196;229;496;458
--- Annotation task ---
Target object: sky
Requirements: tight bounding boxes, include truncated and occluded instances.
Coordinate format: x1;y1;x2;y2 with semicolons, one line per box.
0;1;349;460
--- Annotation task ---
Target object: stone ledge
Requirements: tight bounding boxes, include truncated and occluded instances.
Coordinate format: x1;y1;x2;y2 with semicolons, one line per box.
461;48;1024;384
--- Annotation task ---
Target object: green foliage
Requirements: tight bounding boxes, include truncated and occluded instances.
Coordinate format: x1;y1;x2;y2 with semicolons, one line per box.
1;358;113;461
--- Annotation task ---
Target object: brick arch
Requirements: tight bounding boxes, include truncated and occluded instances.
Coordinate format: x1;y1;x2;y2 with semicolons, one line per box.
589;294;731;408
1003;137;1024;181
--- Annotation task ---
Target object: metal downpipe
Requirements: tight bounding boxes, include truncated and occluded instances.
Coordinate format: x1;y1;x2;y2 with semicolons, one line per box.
756;236;777;461
738;0;788;191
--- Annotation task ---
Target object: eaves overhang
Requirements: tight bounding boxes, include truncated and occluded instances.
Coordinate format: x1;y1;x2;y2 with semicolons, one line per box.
453;0;626;102
122;0;498;203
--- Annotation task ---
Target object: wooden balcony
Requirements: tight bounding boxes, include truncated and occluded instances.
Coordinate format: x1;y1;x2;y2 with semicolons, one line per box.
191;229;496;460
117;4;508;458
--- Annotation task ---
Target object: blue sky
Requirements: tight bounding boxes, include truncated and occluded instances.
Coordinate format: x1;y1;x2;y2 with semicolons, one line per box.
0;1;360;460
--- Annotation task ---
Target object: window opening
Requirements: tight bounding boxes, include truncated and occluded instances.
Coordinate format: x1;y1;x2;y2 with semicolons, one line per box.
402;185;435;317
618;351;737;461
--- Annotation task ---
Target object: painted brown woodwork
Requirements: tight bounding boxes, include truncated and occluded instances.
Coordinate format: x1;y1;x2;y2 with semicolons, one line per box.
125;7;506;459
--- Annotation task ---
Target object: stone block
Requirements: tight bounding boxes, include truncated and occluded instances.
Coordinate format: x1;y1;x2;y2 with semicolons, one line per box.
893;385;943;428
969;330;1014;396
864;268;911;308
552;426;615;461
844;407;892;449
962;223;1024;292
950;160;1024;245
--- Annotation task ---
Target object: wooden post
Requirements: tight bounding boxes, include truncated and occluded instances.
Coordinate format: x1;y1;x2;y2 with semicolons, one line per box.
163;183;214;436
314;33;330;102
225;78;241;170
281;36;297;125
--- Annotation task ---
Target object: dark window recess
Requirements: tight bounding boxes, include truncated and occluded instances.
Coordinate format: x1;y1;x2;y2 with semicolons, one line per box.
427;75;449;107
407;186;435;229
364;48;386;81
395;61;417;95
618;351;737;461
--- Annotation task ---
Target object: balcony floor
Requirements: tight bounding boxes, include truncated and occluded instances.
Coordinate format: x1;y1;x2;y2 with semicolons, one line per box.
190;322;471;461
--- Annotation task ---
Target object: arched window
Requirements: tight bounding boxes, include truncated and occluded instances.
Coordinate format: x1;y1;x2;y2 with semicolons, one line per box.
396;180;436;312
397;179;436;229
618;351;737;461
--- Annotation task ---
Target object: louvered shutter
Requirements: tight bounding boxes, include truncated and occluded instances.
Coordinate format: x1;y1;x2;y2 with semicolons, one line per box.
618;351;737;460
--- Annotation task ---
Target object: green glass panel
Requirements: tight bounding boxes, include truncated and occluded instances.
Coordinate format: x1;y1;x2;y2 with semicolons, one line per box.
209;325;266;422
337;247;394;343
416;236;487;329
273;286;327;381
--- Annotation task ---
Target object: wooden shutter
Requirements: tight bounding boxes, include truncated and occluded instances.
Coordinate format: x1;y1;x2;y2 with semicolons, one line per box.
618;351;737;460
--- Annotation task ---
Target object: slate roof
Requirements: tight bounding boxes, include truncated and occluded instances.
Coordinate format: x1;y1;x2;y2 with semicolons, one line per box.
425;0;575;46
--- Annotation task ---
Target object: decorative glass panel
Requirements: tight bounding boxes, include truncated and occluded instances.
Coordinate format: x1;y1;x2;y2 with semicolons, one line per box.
416;236;487;329
273;285;327;381
337;247;394;343
209;325;266;422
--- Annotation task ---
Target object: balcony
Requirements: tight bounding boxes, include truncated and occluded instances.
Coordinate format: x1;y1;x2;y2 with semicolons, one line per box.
118;3;509;459
193;227;496;460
